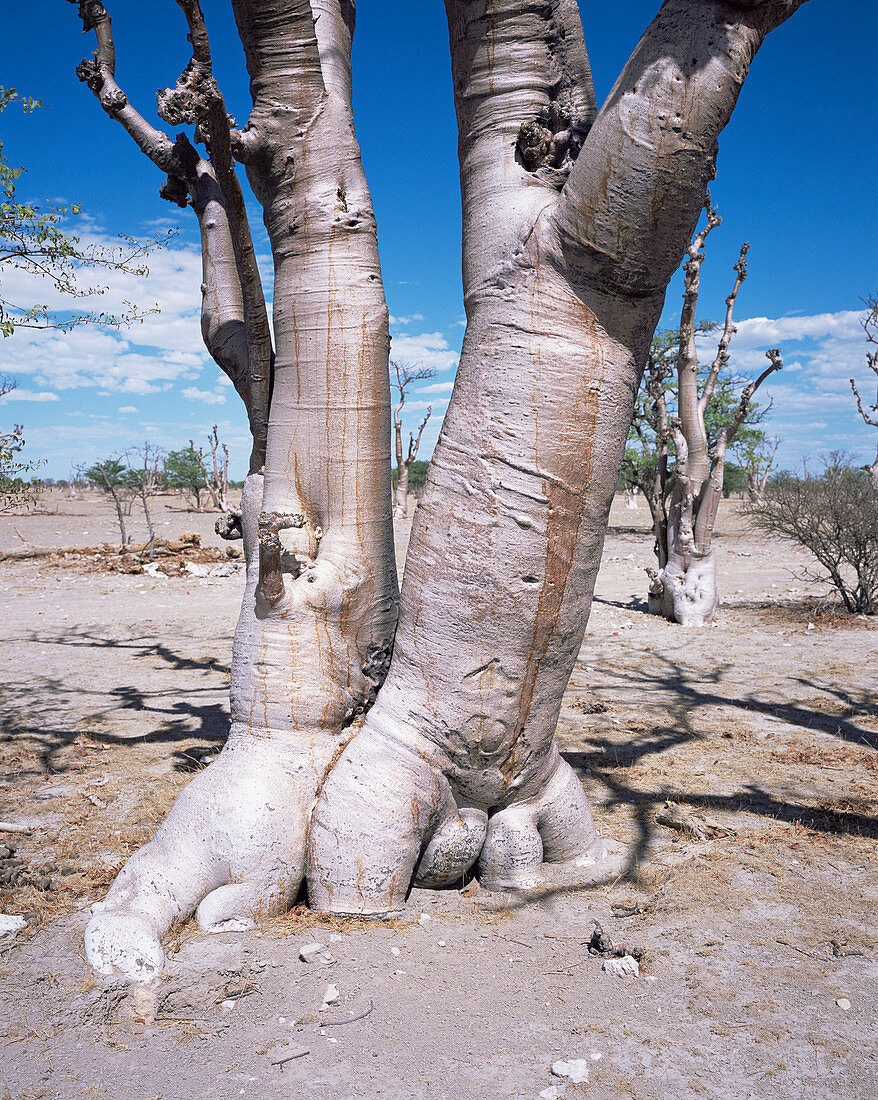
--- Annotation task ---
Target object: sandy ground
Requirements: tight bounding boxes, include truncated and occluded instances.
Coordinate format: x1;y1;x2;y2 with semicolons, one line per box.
0;491;875;1100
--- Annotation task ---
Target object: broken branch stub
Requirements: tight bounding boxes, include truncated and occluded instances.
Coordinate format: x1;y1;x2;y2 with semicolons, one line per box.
257;510;307;602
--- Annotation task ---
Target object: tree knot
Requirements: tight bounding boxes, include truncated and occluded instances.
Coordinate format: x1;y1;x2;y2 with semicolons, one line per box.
75;57;103;94
516;102;581;188
157;63;221;130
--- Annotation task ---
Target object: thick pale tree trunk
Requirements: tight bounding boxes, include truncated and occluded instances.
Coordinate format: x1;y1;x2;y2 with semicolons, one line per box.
75;0;807;974
308;0;805;914
82;0;397;981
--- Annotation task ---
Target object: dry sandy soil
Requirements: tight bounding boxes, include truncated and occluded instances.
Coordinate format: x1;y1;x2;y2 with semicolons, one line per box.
0;491;875;1100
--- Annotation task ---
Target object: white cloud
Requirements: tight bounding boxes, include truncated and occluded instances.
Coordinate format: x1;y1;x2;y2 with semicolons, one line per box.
416;380;454;394
181;387;227;405
390;331;459;374
406;398;449;412
118;405;138;413
390;313;424;327
0;388;59;403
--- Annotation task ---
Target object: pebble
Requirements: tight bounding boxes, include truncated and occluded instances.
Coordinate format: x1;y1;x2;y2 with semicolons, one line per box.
300;942;335;964
437;940;446;947
220;999;237;1012
391;946;401;957
602;954;640;979
418;913;432;925
551;1058;590;1084
321;984;339;1008
539;1088;565;1099
836;998;851;1011
0;915;27;937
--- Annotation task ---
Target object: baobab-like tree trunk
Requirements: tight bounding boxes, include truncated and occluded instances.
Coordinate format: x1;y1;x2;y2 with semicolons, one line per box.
307;0;806;914
77;0;397;981
73;0;807;977
646;206;782;626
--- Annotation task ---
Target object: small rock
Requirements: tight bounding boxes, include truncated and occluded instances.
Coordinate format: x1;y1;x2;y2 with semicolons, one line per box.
321;983;339;1008
551;1058;589;1084
220;999;237;1012
391;946;401;957
418;913;432;925
300;942;335;964
836;998;851;1011
437;940;446;947
602;954;640;979
539;1088;565;1099
329;933;344;943
0;915;27;937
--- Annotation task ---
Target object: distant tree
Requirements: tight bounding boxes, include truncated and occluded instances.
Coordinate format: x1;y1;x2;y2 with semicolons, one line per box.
738;435;780;503
0;86;165;337
122;443;165;557
622;202;783;625
0;375;44;510
849;294;878;487
166;444;207;510
391;360;434;518
192;425;229;512
84;456;130;545
749;456;878;614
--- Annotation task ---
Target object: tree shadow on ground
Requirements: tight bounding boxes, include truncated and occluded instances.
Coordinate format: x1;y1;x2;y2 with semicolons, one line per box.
551;647;878;893
0;627;231;778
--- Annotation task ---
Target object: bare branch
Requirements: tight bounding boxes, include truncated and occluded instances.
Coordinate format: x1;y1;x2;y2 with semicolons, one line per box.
850;293;878;428
407;408;433;466
172;0;274;470
725;347;783;445
700;241;750;414
73;1;182;176
555;0;807;299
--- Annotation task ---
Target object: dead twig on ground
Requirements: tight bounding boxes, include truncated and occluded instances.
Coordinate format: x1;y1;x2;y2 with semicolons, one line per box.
271;1047;310;1066
321;999;375;1027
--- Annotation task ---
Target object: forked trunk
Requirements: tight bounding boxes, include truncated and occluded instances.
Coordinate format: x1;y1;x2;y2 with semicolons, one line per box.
76;0;807;972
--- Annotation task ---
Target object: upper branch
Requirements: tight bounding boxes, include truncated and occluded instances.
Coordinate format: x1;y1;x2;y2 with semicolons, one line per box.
723;347;783;445
72;1;182;176
700;240;749;413
850;293;878;428
554;0;807;300
170;0;275;468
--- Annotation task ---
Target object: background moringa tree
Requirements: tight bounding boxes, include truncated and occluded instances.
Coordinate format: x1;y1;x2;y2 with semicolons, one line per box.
73;0;807;980
629;205;783;626
391;359;434;518
850;294;878;487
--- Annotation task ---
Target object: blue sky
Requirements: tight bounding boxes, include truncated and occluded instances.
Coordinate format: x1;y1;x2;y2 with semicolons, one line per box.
1;1;876;480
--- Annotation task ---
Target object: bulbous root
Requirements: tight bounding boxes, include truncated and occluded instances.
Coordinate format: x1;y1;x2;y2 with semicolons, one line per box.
306;733;455;917
85;741;319;982
478;754;606;890
307;736;606;916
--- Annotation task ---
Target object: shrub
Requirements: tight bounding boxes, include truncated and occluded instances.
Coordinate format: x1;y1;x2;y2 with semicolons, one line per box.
748;459;878;613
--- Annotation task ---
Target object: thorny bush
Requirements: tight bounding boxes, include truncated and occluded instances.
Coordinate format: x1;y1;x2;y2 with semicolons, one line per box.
748;459;878;614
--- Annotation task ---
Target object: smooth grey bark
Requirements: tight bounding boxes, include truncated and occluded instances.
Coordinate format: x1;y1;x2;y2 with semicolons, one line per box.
74;0;809;976
76;0;398;981
646;207;782;625
308;0;807;914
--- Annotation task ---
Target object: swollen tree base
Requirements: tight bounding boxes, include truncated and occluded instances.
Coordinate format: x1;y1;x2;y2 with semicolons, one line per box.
647;552;719;627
